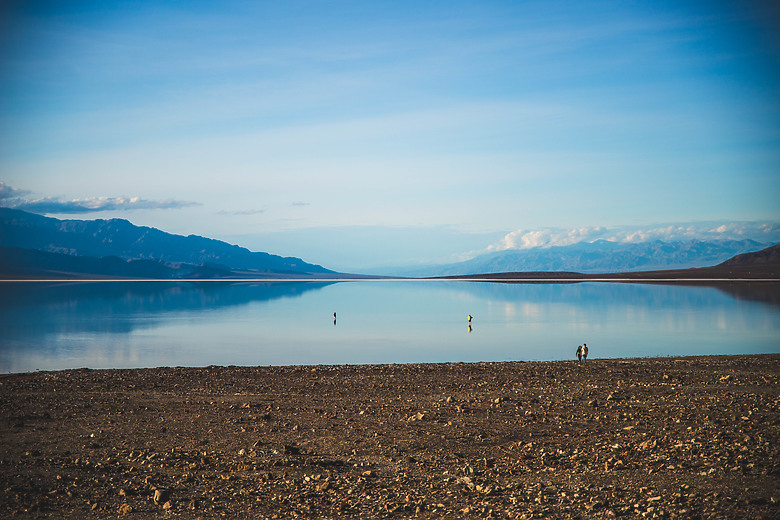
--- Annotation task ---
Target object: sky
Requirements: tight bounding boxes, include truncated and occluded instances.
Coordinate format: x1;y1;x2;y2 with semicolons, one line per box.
1;0;779;271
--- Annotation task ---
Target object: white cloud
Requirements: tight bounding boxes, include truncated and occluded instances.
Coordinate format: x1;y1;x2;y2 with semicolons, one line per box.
490;222;780;251
0;182;200;214
489;227;608;251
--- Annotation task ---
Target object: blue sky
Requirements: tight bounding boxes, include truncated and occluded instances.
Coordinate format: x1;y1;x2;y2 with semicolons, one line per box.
1;1;778;270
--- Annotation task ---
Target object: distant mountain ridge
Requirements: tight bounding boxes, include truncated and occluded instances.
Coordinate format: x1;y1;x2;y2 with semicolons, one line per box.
0;208;332;277
1;208;776;279
402;238;771;277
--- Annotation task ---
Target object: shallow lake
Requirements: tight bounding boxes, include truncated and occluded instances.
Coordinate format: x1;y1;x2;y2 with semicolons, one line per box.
1;280;778;373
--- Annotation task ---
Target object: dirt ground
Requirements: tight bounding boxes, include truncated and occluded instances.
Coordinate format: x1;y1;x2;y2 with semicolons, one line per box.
1;355;778;519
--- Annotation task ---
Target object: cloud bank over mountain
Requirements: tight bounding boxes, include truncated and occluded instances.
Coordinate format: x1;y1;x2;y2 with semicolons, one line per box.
489;223;780;252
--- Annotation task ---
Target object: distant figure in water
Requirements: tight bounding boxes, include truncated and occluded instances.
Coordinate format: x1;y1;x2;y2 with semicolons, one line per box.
468;315;473;324
333;312;337;326
583;343;588;362
576;345;583;363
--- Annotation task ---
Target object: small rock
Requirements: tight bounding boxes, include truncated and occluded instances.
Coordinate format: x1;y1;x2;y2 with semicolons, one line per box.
456;476;476;490
154;488;170;504
118;503;133;514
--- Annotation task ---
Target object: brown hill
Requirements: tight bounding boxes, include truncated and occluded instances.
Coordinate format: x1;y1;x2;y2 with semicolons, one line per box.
718;243;780;267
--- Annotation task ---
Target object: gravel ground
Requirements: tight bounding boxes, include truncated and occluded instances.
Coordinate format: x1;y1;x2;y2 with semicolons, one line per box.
1;355;778;519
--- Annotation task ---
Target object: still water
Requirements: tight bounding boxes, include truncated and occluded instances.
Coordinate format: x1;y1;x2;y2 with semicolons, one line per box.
1;280;778;373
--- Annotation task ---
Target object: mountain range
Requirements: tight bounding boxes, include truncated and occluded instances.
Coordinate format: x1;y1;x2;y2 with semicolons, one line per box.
0;208;332;278
0;208;777;279
397;238;772;277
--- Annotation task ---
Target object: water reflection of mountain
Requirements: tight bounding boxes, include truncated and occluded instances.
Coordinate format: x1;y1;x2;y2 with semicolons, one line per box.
706;282;780;309
2;280;778;373
450;280;780;310
0;281;333;338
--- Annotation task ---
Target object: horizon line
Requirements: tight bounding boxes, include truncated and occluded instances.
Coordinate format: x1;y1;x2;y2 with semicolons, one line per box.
1;277;778;283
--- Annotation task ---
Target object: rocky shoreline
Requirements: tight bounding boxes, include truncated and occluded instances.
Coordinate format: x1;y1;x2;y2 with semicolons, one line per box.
1;355;778;519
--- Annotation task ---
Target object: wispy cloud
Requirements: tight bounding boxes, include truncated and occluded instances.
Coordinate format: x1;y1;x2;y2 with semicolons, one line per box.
217;208;265;216
0;182;30;200
489;222;780;251
0;182;200;214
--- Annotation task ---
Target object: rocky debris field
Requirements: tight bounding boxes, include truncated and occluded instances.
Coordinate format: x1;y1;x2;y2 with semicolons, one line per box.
1;355;778;519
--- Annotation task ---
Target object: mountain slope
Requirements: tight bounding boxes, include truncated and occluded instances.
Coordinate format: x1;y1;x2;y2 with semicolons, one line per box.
0;246;178;278
0;246;250;279
0;208;332;275
407;239;770;277
718;243;780;268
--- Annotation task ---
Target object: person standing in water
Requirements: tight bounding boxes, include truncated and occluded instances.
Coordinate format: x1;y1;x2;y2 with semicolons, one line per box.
333;312;337;326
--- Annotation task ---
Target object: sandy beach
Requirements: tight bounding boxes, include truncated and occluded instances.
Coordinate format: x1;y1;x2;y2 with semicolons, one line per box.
1;355;778;519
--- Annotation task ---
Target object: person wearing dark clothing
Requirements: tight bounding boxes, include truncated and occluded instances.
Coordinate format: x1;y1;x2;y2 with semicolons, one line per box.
576;345;583;363
583;343;588;362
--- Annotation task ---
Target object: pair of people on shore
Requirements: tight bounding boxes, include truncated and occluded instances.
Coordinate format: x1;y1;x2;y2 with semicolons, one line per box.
576;343;588;363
